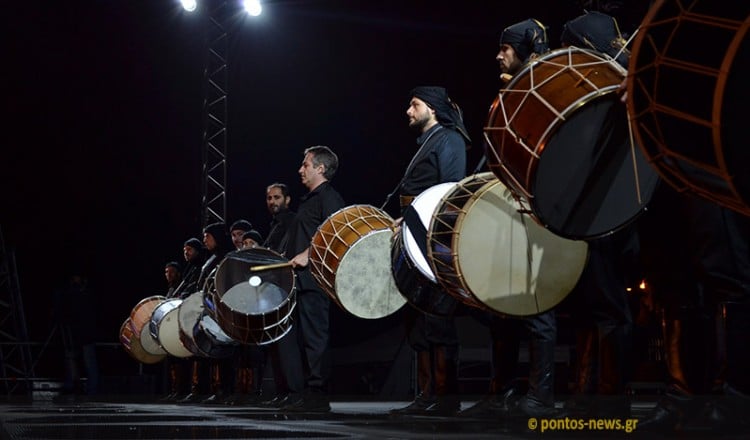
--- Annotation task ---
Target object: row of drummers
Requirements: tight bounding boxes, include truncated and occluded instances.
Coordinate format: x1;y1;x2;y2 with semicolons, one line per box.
121;170;593;365
120;246;296;364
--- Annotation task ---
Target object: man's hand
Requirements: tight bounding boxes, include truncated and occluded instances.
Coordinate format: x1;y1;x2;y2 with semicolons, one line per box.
290;248;310;268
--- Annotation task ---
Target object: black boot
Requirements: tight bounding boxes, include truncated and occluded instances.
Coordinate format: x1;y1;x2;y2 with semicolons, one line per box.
177;359;206;404
639;316;697;432
202;360;225;404
516;337;557;418
424;345;460;416
563;326;597;417
390;350;435;415
691;302;750;433
593;323;632;418
458;334;521;419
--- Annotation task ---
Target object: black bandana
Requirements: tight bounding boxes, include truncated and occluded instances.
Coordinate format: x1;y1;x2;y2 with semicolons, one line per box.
499;18;549;64
561;11;629;68
409;86;472;147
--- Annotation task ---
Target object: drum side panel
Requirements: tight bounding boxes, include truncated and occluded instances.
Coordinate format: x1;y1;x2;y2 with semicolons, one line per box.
334;231;405;319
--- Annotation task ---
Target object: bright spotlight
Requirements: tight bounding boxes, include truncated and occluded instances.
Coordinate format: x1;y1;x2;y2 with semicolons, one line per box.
243;0;262;16
181;0;197;12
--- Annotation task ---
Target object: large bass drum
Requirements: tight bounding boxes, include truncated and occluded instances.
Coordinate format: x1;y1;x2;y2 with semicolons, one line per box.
211;248;296;346
309;204;405;319
484;46;660;239
628;0;750;217
119;317;165;364
429;173;589;316
149;298;193;358
128;295;167;356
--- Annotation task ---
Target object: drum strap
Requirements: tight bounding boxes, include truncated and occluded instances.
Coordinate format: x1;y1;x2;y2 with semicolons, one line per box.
402;204;429;259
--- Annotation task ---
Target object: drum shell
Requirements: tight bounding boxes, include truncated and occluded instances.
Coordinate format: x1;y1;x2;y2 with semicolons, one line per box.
627;0;750;216
391;228;458;317
309;204;405;319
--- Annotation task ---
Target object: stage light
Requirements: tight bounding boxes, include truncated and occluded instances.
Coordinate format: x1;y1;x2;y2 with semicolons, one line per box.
181;0;197;12
243;0;262;16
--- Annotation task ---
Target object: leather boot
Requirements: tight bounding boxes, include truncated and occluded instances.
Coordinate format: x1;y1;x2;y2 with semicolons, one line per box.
516;338;557;418
593;323;632;418
691;302;750;433
458;336;522;418
639;315;697;432
562;326;597;416
389;350;435;415
177;359;205;404
201;361;225;404
160;361;180;401
225;367;248;406
425;345;460;416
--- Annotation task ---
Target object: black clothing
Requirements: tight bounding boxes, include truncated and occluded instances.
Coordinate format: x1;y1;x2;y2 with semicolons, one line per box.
400;125;467;197
278;180;344;396
264;209;296;256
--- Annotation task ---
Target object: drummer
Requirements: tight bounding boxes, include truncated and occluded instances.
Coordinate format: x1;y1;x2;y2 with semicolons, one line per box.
389;86;471;417
458;18;560;420
557;11;641;420
276;146;345;413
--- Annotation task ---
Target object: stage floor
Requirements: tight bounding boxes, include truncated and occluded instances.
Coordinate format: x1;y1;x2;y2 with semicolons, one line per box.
0;396;669;440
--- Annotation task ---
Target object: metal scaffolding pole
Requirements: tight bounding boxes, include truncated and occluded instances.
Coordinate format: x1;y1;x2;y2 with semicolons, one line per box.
0;226;33;397
201;0;229;227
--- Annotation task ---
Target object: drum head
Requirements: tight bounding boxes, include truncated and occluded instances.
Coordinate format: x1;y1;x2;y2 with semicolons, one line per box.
153;299;192;358
403;182;457;282
178;291;205;355
333;228;405;319
433;175;589;316
215;249;293;315
534;97;660;239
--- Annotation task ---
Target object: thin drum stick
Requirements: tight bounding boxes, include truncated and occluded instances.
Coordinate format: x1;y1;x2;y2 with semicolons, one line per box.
249;261;294;272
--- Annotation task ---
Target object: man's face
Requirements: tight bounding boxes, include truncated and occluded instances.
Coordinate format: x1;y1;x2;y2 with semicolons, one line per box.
406;97;435;132
165;266;179;284
231;229;246;250
298;152;322;190
266;187;289;215
496;43;523;75
203;232;217;251
183;245;197;262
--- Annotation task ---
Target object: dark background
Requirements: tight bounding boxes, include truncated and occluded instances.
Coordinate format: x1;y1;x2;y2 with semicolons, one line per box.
1;0;652;379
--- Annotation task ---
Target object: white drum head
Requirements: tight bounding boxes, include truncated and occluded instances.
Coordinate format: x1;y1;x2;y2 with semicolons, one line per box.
403;182;457;282
139;323;166;356
334;229;405;319
158;302;193;358
455;179;588;315
178;292;204;348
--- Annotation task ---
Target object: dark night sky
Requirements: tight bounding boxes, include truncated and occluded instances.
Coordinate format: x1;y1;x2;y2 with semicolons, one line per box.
2;1;651;350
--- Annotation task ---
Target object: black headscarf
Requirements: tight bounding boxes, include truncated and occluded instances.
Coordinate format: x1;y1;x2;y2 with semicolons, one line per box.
499;18;549;64
561;11;629;68
203;222;233;254
183;237;204;251
409;86;472;147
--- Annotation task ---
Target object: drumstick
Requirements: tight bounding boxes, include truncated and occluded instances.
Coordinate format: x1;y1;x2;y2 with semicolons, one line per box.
249;261;294;272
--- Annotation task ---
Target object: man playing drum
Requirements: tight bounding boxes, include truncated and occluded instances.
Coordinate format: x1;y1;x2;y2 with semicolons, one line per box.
278;146;345;413
460;18;560;420
389;86;471;417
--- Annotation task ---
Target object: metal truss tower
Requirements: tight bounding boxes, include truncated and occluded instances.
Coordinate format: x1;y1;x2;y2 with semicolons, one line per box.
201;0;229;227
0;226;33;397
